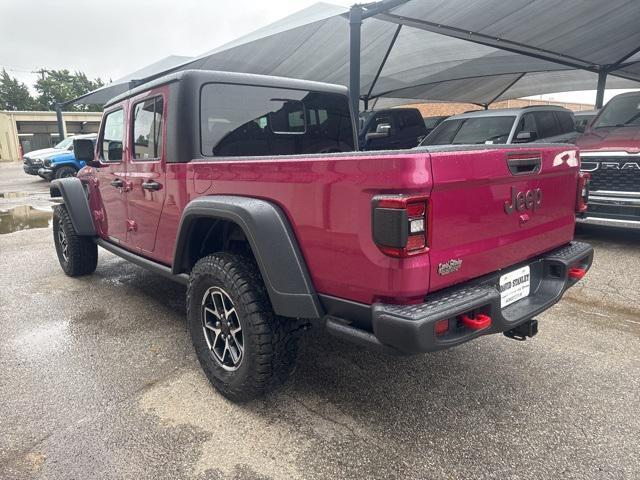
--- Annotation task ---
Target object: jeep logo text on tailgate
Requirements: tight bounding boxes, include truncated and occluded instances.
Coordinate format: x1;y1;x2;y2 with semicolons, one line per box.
504;187;542;214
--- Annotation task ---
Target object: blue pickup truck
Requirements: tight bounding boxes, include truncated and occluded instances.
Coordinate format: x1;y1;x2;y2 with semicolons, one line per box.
32;134;96;181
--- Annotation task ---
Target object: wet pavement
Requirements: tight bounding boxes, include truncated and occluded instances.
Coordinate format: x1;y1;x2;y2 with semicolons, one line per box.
0;161;639;479
0;163;56;235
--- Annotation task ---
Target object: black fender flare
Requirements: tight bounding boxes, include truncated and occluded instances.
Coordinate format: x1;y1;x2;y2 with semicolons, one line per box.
173;196;323;319
50;178;96;236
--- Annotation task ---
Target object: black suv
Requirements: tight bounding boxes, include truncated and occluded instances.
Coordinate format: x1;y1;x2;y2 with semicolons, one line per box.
359;108;428;150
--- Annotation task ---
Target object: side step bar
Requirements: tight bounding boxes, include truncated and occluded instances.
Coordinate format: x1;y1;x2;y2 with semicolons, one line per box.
324;317;401;355
95;238;189;286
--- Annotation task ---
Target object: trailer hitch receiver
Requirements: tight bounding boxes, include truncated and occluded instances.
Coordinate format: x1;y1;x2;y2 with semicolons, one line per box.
504;319;538;341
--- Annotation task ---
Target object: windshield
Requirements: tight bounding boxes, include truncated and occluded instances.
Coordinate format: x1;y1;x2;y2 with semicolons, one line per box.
423;116;515;145
54;137;74;150
424;116;445;129
593;93;640;128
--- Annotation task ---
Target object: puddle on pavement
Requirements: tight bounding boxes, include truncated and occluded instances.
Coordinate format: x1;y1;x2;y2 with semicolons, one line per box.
0;205;52;234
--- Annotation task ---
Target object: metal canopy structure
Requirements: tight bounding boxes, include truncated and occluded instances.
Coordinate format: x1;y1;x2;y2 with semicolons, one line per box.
346;0;640;114
69;1;640;122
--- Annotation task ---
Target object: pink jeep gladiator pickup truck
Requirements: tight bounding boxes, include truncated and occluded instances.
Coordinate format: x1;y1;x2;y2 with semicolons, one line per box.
51;70;593;401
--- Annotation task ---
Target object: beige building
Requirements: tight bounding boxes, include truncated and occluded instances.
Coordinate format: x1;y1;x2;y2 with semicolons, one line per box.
405;98;595;118
0;111;102;162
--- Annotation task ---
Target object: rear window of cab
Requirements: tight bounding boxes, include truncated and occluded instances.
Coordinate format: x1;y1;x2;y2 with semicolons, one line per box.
199;83;354;157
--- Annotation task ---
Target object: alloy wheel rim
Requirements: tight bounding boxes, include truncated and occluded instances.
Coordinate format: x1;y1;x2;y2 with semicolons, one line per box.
201;286;244;371
58;219;69;262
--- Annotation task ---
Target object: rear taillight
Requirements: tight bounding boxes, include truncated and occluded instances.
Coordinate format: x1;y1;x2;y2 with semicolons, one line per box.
576;172;590;213
372;194;429;257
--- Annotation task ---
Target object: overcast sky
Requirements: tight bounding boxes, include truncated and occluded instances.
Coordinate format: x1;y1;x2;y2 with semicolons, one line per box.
0;0;635;106
0;0;351;85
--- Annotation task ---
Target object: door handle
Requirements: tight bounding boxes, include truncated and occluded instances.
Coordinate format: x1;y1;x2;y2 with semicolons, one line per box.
506;154;542;175
142;180;161;191
110;179;124;188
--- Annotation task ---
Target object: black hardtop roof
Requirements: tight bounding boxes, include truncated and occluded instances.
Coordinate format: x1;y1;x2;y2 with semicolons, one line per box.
104;70;349;108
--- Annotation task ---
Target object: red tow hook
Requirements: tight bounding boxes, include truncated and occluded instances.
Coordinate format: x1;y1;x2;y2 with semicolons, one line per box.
568;267;587;280
461;313;492;331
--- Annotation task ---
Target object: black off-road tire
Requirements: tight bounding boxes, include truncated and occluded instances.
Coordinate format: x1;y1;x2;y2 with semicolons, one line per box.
54;166;77;179
53;204;98;277
187;253;299;402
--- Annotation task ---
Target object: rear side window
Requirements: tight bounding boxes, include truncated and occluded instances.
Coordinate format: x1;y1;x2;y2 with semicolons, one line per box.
200;84;354;157
556;111;575;134
132;96;164;160
533;111;560;139
100;109;124;162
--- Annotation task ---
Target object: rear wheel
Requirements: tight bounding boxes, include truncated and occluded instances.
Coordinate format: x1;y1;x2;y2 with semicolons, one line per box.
54;166;77;179
187;253;299;402
53;204;98;276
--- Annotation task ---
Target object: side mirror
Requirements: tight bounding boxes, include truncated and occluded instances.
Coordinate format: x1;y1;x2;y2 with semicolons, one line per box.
73;138;96;163
515;131;537;142
376;123;391;135
107;141;123;161
365;123;392;141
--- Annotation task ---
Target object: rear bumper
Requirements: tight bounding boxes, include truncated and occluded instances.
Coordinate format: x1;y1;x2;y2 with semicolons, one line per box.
327;241;593;355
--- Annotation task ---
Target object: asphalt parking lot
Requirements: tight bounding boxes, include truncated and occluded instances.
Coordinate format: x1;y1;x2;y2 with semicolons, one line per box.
1;161;639;480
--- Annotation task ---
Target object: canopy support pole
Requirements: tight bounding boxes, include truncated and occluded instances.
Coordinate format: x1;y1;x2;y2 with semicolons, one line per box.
349;5;363;131
484;72;527;107
374;12;599;73
595;71;607;109
55;103;66;141
366;24;402;101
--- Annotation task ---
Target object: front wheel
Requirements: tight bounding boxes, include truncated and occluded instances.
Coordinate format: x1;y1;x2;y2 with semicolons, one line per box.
187;253;299;402
54;166;77;179
53;204;98;276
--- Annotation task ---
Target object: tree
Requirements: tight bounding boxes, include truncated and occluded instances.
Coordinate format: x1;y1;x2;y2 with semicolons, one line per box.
0;69;36;111
34;69;105;112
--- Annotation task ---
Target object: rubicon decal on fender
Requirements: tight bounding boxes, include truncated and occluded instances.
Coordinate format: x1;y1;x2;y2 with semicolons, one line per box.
438;259;463;276
504;186;543;214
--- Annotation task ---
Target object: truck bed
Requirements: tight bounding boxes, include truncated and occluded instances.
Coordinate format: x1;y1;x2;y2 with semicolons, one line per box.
144;143;580;305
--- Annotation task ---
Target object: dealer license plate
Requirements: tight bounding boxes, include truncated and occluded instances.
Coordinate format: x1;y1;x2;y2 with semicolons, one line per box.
499;266;531;308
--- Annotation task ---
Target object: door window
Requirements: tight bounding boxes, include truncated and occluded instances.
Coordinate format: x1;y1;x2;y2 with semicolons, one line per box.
514;113;537;139
555;111;575;134
532;111;560;139
132;97;164;160
100;109;124;162
397;110;422;130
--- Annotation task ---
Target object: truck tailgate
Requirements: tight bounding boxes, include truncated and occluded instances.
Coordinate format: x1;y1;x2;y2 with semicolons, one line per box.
427;146;579;292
